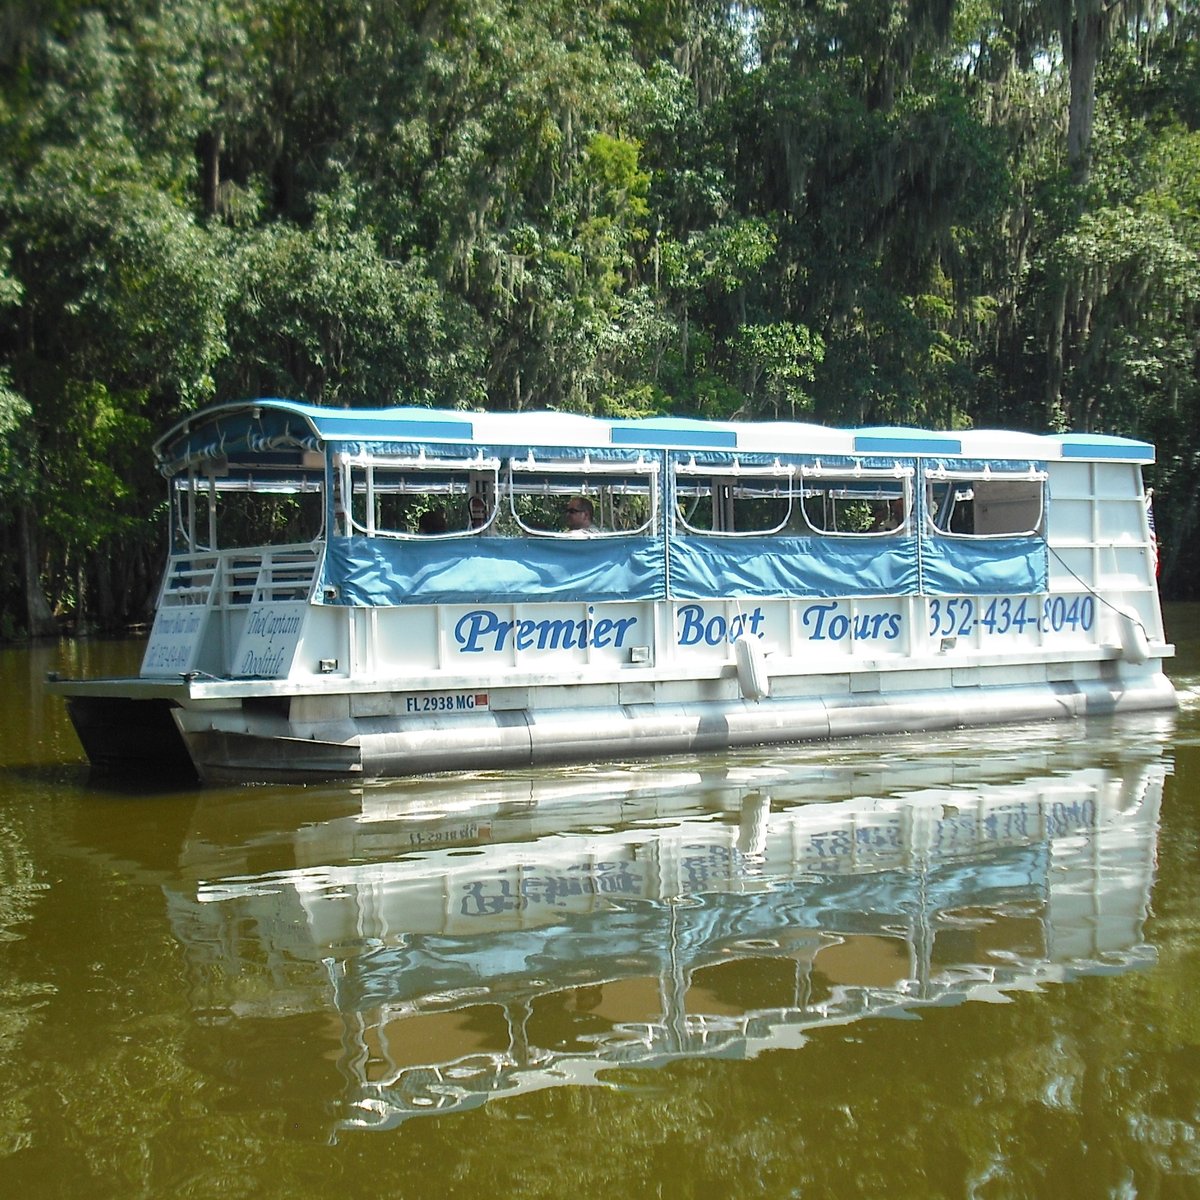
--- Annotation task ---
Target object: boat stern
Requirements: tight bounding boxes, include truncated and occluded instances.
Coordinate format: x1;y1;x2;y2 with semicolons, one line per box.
49;675;200;780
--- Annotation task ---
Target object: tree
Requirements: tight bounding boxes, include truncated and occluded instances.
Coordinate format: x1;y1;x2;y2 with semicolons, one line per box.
3;0;1200;630
1;7;229;629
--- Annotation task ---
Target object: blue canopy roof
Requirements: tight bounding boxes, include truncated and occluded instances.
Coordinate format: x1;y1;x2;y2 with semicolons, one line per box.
153;398;1156;475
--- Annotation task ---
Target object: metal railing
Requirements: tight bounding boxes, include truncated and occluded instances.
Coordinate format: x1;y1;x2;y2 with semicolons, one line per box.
161;543;321;610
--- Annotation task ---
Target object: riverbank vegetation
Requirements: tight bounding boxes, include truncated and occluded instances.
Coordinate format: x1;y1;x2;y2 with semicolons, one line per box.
2;1;1198;634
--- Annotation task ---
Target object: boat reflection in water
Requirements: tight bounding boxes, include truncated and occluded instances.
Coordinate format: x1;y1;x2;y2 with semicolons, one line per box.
167;718;1169;1131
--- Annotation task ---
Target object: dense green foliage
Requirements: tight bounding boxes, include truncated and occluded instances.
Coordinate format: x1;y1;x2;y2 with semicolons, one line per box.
1;0;1198;632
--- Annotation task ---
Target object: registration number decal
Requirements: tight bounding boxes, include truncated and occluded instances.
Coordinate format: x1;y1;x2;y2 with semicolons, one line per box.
404;691;490;714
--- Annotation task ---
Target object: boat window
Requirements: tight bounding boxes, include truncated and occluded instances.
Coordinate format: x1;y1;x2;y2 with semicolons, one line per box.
340;456;502;538
924;469;1047;537
673;460;911;536
172;467;325;551
674;466;796;535
506;455;659;537
794;468;912;536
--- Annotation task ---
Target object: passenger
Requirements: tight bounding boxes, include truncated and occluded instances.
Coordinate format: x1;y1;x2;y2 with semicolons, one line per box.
870;500;903;532
564;496;600;536
417;507;447;534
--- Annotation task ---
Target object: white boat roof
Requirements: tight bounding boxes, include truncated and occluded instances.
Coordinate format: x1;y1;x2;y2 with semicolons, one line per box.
155;399;1156;465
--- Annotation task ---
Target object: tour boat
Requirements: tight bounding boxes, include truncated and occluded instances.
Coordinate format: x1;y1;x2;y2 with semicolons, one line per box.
50;399;1176;783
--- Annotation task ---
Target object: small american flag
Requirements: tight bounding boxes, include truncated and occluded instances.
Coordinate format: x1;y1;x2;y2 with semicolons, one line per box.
1145;489;1160;577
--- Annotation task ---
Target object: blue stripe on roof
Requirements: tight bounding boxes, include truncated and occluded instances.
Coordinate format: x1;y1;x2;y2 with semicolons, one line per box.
308;412;474;441
1058;434;1154;462
854;431;962;455
610;420;738;449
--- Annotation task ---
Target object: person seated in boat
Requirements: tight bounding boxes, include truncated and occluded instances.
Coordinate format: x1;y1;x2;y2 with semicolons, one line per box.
869;499;904;532
564;496;602;535
417;506;447;534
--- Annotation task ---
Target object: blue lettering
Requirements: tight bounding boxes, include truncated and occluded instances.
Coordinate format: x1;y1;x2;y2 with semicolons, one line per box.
802;602;839;640
851;612;902;641
537;619;577;650
853;613;877;640
678;604;767;646
678;604;706;647
455;608;639;654
727;609;767;640
611;617;637;646
454;609;500;653
805;604;903;643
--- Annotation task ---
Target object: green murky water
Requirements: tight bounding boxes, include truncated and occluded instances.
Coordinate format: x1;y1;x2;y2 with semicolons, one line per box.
3;608;1200;1199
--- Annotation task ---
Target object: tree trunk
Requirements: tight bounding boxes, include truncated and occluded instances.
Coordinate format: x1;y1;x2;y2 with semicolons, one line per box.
1064;0;1105;185
18;503;56;637
74;556;88;635
94;552;116;627
200;128;223;216
1046;279;1068;427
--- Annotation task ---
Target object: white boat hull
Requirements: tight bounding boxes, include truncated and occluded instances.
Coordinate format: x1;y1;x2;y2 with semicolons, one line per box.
64;658;1176;783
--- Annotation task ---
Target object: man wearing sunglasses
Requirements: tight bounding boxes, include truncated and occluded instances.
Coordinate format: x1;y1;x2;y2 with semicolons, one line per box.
564;496;600;535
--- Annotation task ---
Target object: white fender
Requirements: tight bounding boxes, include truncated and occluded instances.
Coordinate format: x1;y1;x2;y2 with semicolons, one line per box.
1118;608;1150;665
735;635;770;700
